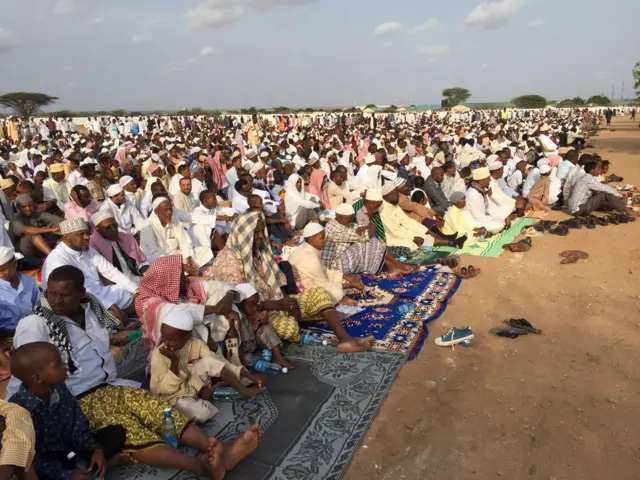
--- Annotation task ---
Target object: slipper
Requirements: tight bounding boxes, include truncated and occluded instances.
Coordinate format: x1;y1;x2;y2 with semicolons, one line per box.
540;220;558;229
444;255;461;269
504;318;542;334
617;214;630;224
522;237;533;248
458;266;481;279
502;242;528;253
561;219;582;230
585;217;596;229
532;222;546;233
490;327;528;339
559;250;589;259
549;225;569;236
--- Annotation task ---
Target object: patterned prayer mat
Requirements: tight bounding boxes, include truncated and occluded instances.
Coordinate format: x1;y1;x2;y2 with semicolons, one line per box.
301;266;461;360
113;345;406;480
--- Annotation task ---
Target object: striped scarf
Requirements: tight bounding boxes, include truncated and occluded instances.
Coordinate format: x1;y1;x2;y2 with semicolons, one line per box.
30;292;120;374
353;199;386;242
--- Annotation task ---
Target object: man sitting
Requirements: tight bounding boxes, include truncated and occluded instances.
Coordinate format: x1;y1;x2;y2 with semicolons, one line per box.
173;177;197;212
42;217;138;321
9;194;62;260
526;164;553;212
42;163;70;211
464;167;507;234
423;167;451;215
99;183;145;237
0;247;40;337
90;211;149;282
6;265;260;479
569;162;633;217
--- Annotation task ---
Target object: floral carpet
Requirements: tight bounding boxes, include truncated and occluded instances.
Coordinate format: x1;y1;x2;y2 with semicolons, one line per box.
114;344;406;480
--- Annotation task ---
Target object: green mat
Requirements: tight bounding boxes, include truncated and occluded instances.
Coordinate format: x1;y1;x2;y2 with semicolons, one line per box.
431;217;535;259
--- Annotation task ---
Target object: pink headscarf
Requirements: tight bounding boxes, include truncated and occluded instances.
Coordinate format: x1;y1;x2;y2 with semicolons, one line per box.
114;147;126;165
356;138;371;163
307;169;329;207
548;155;562;169
207;151;228;190
90;229;146;269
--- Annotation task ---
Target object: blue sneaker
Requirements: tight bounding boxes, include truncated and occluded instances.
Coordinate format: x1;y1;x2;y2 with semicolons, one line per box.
435;327;474;346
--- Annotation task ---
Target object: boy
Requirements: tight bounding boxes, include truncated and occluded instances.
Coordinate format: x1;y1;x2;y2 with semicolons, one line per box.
150;310;266;424
9;342;126;480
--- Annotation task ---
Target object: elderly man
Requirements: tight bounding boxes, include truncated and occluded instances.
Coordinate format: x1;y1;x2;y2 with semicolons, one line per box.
380;183;464;250
9;194;62;259
0;247;40;335
98;183;145;236
322;203;410;276
42;163;70;210
90;211;149;282
464;167;507;234
140;196;213;270
42;217;138;320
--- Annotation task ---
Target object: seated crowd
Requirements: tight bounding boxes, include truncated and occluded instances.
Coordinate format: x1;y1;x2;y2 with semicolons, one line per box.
0;109;634;479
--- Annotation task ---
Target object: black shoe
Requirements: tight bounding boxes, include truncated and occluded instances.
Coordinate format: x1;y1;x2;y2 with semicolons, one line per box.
453;235;467;249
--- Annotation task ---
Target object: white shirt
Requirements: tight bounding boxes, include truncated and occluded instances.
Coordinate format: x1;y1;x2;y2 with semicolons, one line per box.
140;215;195;264
6;303;140;399
67;170;83;188
99;198;145;236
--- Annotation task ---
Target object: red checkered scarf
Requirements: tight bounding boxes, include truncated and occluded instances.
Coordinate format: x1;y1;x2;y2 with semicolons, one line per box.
135;254;208;351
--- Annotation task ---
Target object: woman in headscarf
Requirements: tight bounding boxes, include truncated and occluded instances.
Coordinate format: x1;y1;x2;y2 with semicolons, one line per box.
284;173;320;229
135;254;239;351
209;212;372;352
307;169;330;208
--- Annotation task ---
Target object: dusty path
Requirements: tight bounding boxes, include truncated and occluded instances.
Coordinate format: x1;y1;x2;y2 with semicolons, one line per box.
346;117;640;480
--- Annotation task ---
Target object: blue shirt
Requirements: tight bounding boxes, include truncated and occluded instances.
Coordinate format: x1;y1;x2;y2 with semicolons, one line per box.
497;177;518;199
0;273;40;330
10;383;96;480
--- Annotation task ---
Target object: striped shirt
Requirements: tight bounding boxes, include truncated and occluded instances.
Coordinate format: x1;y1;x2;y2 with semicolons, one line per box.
0;399;35;470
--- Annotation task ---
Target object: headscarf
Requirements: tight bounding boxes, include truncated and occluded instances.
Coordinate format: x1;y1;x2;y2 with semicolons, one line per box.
285;173;310;216
548;155;562;169
135;254;208;351
307;169;329;207
207;151;228;190
225;212;282;299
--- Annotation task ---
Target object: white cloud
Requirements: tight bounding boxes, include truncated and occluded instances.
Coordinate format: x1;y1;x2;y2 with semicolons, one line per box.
0;29;16;54
417;44;451;58
527;18;545;28
185;0;316;29
466;0;526;29
199;46;217;57
409;18;439;34
373;22;402;37
131;33;152;44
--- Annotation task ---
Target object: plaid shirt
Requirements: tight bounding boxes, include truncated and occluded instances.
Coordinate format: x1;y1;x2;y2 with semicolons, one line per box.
321;219;368;269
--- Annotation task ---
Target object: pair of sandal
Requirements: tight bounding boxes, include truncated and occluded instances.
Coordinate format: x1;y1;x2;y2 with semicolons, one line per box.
559;250;589;264
609;213;636;225
532;220;558;232
490;318;543;339
502;237;532;253
458;265;481;279
549;224;569;236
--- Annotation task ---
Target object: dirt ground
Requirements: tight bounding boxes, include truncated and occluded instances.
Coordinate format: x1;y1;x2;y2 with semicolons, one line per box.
346;117;640;480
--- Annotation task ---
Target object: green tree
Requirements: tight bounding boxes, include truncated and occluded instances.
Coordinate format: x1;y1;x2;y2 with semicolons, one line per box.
511;95;548;109
442;87;471;106
633;61;640;99
50;110;74;117
110;109;127;117
0;92;59;117
556;97;586;108
304;107;315;113
272;106;289;113
364;104;377;109
586;95;611;106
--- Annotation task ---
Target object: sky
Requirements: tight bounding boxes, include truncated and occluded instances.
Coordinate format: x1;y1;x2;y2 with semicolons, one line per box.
0;0;638;111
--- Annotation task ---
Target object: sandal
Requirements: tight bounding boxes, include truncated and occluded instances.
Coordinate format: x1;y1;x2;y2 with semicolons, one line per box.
595;216;609;226
585;217;596;229
608;214;620;225
490;327;528;339
504;318;542;334
540;220;558;230
561;219;582;230
549;225;569;236
457;266;481;279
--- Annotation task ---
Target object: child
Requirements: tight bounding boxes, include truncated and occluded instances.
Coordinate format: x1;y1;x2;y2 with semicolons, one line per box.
9;342;126;480
0;399;36;480
150;310;266;424
234;284;294;370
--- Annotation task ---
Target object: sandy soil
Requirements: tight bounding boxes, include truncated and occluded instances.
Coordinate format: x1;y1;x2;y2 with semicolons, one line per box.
346;117;640;480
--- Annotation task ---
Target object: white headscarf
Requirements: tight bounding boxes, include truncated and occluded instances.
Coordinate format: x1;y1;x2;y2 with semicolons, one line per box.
285;173;318;215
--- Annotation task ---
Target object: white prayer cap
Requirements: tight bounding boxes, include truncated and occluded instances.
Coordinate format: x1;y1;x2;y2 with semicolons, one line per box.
393;177;407;189
486;154;499;163
235;283;258;302
152;196;171;210
303;222;324;238
488;161;503;171
335;203;355;216
381;182;396;196
190;146;201;154
100;148;109;154
308;156;318;166
162;307;194;332
119;175;134;187
60;217;89;235
471;167;490;181
91;210;115;227
364;154;376;165
426;152;434;158
259;151;269;158
0;247;15;265
250;161;265;175
399;152;409;161
539;164;551;175
365;188;383;201
536;158;550;168
246;148;258;159
106;184;124;197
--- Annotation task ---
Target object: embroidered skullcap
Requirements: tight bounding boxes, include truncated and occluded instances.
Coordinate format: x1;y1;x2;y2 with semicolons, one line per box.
393;177;407;189
488;161;503;171
91;210;115;227
60;217;89;235
381;182;396;196
471;167;490;181
50;163;65;173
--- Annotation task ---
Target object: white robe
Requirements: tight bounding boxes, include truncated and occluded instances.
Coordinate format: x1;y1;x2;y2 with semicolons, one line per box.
464;187;504;234
99;198;145;236
487;178;516;220
42;243;138;309
43;178;71;210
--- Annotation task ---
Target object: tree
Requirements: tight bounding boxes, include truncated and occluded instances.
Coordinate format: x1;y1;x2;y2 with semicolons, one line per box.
0;92;58;117
272;106;289;113
633;61;640;99
365;104;377;109
511;94;548;109
442;87;471;106
109;109;127;117
586;95;611;106
50;110;74;117
557;97;586;108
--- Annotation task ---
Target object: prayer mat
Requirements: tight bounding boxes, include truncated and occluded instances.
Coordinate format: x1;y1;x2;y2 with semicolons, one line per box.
388;246;452;265
112;345;406;480
430;218;535;259
301;266;460;359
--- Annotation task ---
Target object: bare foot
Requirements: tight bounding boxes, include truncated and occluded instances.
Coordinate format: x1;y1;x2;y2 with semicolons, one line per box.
337;336;373;353
273;358;296;370
244;371;267;389
208;437;226;480
222;424;261;471
238;385;264;399
339;298;358;307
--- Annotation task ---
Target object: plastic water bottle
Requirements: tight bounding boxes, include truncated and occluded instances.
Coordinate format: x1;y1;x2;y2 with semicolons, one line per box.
261;348;272;362
253;360;288;374
301;334;328;346
161;408;178;448
66;452;98;479
212;387;241;400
